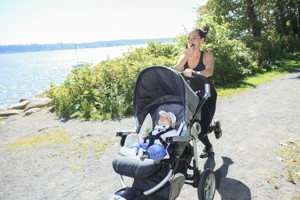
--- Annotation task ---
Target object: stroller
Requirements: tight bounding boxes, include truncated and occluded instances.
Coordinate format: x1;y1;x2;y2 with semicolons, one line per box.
110;66;216;200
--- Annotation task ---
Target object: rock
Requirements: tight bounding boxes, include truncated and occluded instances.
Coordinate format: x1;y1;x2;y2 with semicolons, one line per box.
0;106;7;111
8;100;31;110
23;107;41;116
0;97;53;118
19;98;31;103
24;97;53;111
0;109;20;117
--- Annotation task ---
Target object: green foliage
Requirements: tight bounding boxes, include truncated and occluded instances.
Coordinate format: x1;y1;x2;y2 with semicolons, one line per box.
242;35;300;71
44;1;300;120
195;0;299;83
208;23;258;84
44;42;178;120
201;0;300;38
217;54;300;98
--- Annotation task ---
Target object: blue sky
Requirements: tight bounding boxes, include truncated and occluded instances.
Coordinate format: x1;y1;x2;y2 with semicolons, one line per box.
0;0;206;45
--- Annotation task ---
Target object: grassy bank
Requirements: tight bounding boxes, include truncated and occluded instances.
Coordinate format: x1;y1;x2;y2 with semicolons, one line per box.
217;55;300;99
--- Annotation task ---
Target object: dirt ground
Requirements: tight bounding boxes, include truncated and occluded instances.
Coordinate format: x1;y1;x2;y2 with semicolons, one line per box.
0;70;299;200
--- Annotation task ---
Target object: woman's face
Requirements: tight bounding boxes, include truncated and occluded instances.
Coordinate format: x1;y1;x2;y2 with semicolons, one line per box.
158;113;172;126
187;31;203;49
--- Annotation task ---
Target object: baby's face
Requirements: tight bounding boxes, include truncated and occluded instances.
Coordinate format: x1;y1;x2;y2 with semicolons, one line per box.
158;113;172;126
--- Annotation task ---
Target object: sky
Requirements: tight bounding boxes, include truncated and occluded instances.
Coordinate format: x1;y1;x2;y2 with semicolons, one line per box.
0;0;206;45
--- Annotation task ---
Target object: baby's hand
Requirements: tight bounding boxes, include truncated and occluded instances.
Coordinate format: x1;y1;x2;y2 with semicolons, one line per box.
140;133;147;139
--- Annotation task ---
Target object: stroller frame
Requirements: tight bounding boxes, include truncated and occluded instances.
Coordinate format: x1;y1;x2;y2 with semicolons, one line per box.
111;66;216;200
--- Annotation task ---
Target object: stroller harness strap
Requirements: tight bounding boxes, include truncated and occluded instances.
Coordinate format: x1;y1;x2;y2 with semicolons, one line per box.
144;126;175;149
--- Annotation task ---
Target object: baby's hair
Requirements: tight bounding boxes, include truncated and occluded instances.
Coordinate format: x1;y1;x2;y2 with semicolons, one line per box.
193;27;210;40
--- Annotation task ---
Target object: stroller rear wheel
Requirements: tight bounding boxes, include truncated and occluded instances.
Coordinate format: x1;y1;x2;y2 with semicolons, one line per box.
197;168;216;200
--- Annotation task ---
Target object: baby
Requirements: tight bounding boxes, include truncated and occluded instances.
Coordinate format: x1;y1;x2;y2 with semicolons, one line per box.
120;111;177;158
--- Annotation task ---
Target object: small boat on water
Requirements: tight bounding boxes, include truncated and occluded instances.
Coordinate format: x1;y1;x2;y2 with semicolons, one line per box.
74;44;84;67
74;61;84;67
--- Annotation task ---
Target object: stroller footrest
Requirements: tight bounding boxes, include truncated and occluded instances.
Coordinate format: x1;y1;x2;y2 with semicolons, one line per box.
112;154;162;179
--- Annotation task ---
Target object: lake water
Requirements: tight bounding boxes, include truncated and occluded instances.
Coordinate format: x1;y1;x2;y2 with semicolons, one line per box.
0;45;144;106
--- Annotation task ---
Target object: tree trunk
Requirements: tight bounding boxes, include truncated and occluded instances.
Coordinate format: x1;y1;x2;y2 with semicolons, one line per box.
291;19;299;35
274;0;288;35
245;0;261;37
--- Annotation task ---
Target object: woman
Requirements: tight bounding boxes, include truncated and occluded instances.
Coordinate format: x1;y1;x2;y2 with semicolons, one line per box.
174;27;222;158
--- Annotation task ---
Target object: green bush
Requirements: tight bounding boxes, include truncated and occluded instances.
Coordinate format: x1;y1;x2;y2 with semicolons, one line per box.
210;34;258;85
44;42;178;120
242;35;300;72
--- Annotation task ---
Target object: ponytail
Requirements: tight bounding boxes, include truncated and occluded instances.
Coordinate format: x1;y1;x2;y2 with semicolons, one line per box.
194;26;210;40
203;26;210;38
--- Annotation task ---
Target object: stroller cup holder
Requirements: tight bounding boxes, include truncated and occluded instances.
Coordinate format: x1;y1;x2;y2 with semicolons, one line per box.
191;121;201;139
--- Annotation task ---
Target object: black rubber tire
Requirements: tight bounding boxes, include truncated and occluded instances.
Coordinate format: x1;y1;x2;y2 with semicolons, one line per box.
197;168;216;200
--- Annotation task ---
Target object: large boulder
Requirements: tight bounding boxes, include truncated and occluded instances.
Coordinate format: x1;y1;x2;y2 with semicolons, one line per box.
23;107;41;116
8;100;31;110
0;110;20;117
24;97;53;111
0;106;7;111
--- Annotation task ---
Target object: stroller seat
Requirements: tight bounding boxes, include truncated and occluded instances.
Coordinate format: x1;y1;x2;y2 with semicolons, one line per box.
112;103;185;179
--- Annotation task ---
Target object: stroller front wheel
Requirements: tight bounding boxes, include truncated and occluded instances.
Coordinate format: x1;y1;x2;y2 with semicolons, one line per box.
197;168;216;200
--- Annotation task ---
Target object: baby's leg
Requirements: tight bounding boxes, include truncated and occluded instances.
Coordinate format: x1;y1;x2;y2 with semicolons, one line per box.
147;144;167;158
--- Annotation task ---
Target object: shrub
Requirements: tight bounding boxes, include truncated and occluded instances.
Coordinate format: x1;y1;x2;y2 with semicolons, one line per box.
44;42;178;120
242;35;300;72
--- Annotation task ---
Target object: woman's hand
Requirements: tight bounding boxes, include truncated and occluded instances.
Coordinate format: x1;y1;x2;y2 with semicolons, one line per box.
183;68;194;77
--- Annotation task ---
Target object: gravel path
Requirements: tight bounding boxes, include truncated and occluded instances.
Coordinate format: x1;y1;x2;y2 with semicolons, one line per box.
0;70;299;200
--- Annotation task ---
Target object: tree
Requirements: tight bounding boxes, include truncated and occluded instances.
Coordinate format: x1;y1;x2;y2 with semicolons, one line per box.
195;0;299;76
198;0;262;38
245;0;262;37
198;0;300;37
274;0;288;35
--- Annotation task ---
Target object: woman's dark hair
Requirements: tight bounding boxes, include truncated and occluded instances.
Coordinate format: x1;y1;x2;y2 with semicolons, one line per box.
194;27;210;40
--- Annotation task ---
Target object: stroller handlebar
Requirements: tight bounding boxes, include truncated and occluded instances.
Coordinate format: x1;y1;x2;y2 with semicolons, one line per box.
180;71;212;124
204;83;211;98
180;72;211;98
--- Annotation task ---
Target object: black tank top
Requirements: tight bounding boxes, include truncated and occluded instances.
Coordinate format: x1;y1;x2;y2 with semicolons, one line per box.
184;51;212;80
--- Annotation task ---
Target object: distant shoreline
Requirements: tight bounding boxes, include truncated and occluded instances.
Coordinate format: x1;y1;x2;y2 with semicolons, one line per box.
0;38;173;54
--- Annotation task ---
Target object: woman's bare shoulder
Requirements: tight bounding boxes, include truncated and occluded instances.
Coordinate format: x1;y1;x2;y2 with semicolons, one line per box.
203;51;214;57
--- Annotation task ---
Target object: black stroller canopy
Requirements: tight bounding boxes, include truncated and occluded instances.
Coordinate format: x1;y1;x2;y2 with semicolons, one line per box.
133;66;199;126
134;66;185;116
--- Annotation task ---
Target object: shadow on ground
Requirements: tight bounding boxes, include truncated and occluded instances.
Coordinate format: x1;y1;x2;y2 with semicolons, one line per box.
204;156;252;200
